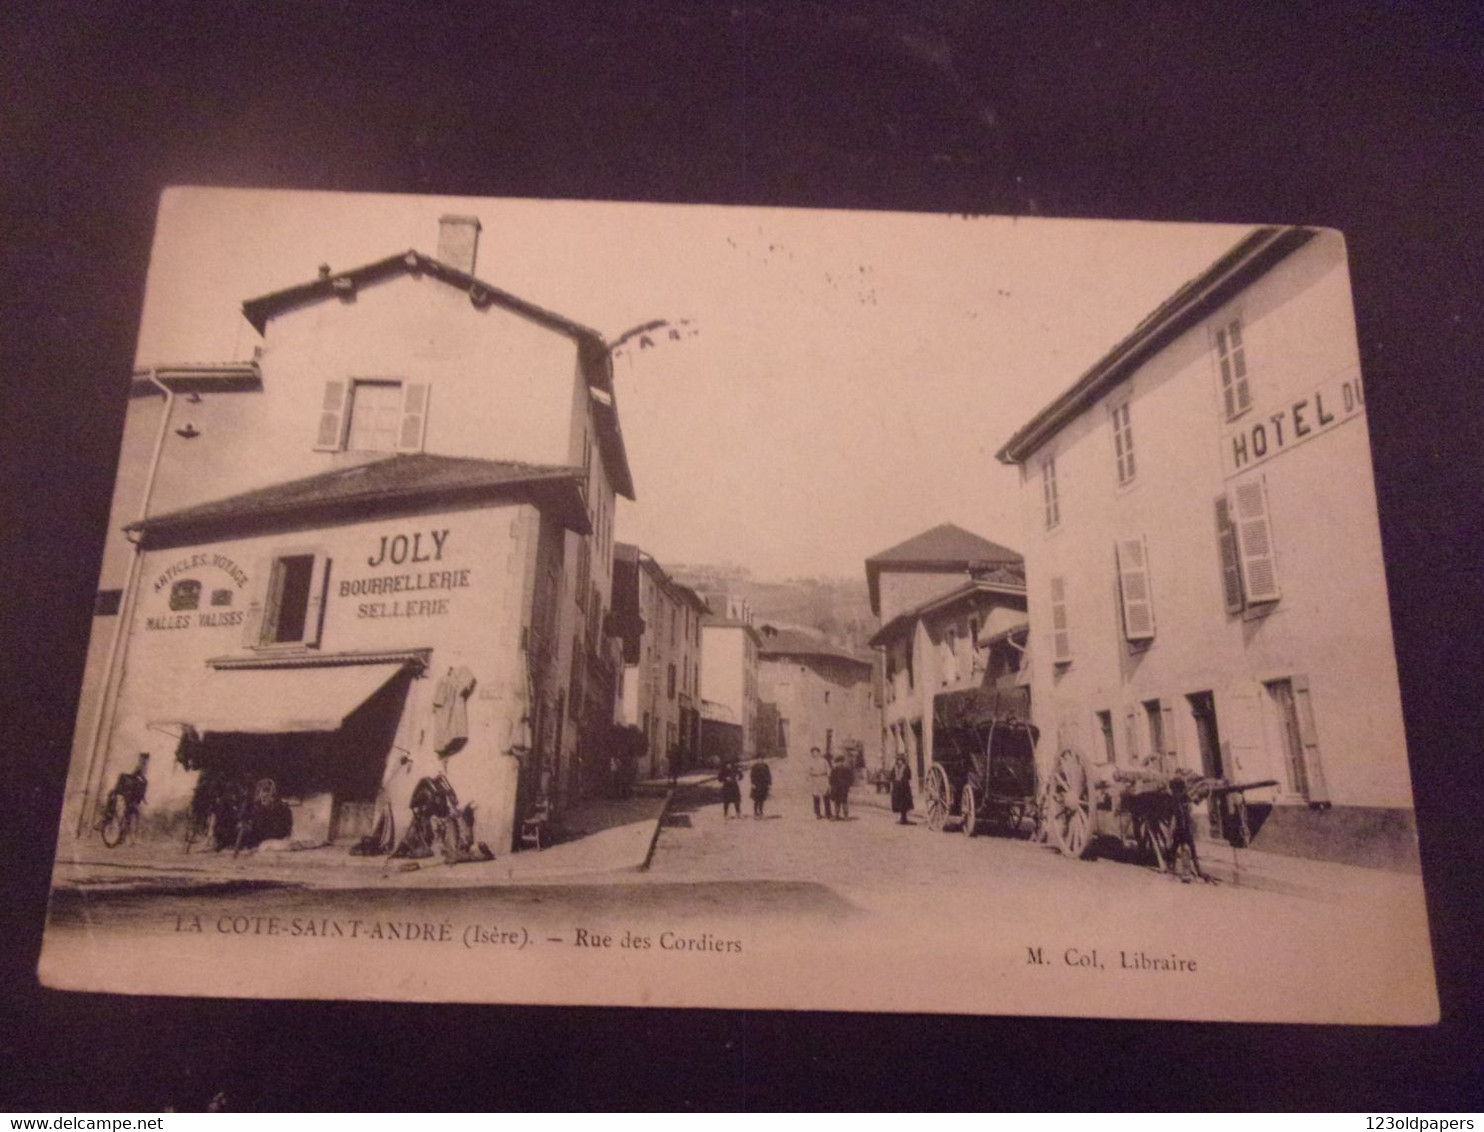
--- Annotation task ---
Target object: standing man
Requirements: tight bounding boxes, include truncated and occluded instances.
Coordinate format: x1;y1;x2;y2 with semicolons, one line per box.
718;760;743;819
807;746;832;819
829;754;853;820
890;752;914;825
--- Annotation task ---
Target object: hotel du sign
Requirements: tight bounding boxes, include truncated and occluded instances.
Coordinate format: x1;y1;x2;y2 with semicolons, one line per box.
1222;369;1366;479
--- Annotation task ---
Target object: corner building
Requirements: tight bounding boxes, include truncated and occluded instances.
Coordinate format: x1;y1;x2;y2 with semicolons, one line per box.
66;216;634;856
996;227;1416;869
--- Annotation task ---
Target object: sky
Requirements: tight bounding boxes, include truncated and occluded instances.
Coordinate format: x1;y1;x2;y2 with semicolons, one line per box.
135;188;1249;581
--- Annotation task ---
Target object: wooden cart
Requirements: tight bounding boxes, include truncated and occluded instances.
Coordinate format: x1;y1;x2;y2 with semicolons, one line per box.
1042;746;1276;874
921;686;1040;837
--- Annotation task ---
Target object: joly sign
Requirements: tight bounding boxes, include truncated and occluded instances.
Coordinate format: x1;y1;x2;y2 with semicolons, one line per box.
338;527;472;621
1222;369;1365;479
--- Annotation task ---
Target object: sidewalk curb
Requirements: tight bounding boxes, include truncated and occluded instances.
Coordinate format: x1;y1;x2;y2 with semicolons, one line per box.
637;789;674;872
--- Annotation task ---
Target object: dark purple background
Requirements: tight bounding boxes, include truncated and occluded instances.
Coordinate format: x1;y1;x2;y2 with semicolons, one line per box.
2;0;1480;1112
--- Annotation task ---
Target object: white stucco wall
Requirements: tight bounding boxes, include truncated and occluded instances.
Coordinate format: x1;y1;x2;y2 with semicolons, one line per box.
1015;231;1412;812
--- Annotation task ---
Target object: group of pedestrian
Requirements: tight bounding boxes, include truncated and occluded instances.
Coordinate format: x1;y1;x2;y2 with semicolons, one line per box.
807;746;858;820
718;758;773;819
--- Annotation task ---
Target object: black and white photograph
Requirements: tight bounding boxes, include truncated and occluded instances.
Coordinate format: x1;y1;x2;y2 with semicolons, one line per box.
5;1;1480;1113
37;189;1436;1024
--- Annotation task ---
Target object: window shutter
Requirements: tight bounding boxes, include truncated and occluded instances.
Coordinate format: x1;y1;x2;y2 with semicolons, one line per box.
1232;478;1281;603
242;556;271;647
1049;576;1072;663
303;556;332;647
1116;536;1156;641
1229;320;1251;413
1291;676;1331;804
1216;326;1236;418
1160;703;1179;762
1215;496;1245;613
314;381;348;451
1124;707;1139;766
396;382;430;452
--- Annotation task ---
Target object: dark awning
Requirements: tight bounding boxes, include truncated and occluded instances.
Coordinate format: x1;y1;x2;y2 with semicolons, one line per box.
152;661;409;735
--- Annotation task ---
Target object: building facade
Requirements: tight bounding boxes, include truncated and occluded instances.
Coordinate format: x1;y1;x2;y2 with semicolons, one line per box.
754;626;878;767
612;543;706;778
865;525;1027;784
996;226;1416;869
65;215;634;857
699;615;760;763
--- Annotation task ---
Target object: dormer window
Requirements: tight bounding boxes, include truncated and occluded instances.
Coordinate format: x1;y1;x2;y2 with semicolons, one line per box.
314;379;429;454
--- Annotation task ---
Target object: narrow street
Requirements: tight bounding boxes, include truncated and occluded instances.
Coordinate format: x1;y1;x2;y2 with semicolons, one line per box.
42;754;1435;1021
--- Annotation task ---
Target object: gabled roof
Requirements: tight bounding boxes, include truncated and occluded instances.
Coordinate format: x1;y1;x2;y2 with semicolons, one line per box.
126;453;590;550
995;225;1318;465
757;626;873;669
864;523;1023;615
239;250;635;500
868;576;1027;649
242;250;606;350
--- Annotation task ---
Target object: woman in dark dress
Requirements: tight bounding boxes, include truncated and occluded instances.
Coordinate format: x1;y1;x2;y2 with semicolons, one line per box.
718;761;743;818
749;760;773;818
890;753;914;825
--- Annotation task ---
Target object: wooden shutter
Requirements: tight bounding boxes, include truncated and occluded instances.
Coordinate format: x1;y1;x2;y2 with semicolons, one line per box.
1116;536;1156;642
242;556;271;646
1160;703;1179;763
1124;707;1139;766
303;556;332;647
1291;676;1331;804
1231;478;1281;603
1216;325;1236;418
396;382;430;452
1215;496;1245;613
1049;576;1072;664
1228;319;1251;414
314;381;348;451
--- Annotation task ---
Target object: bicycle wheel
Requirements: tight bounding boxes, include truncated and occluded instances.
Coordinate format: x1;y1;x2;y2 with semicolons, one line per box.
100;804;125;848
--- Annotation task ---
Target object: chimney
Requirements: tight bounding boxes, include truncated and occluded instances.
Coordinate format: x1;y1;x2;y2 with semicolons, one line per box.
437;215;482;275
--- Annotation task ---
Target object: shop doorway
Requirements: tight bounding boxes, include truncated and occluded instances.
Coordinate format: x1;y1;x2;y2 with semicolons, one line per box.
1186;690;1223;834
182;667;412;849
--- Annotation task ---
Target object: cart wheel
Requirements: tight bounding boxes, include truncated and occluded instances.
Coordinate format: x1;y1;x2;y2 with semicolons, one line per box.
961;785;979;837
924;764;950;832
1048;748;1095;860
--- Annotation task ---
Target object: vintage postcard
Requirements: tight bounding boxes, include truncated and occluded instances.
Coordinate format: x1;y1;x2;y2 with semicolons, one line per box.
39;188;1437;1023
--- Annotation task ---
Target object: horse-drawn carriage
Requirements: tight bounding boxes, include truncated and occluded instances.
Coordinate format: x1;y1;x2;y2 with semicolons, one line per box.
920;686;1040;837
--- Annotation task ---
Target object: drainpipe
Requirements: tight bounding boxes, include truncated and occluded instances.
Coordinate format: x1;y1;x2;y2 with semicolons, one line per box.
75;369;175;837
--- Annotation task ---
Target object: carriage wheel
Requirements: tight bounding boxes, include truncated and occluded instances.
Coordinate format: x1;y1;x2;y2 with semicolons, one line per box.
961;785;979;838
924;764;950;832
1048;748;1095;860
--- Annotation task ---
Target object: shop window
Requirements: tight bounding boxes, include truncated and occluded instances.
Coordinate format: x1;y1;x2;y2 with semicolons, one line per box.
314;379;429;454
1110;400;1136;486
1042;455;1060;529
1049;575;1072;664
1215;316;1252;420
1115;536;1156;643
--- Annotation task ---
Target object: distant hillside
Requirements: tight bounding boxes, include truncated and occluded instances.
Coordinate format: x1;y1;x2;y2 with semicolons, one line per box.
668;564;879;651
